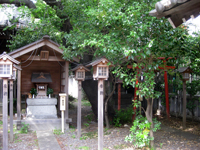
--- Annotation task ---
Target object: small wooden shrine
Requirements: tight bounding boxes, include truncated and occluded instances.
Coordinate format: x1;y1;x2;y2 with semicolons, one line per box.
8;35;79;122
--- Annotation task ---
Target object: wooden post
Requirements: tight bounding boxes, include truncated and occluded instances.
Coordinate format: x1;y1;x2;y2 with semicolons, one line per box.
17;68;21;129
64;61;69;129
3;79;8;150
77;80;82;139
118;83;121;111
183;80;186;129
98;79;104;150
10;80;14;142
61;110;64;133
164;71;170;119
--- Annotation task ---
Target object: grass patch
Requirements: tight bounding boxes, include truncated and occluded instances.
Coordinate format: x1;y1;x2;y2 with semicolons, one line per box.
114;144;127;149
80;131;98;140
82;99;91;106
53;129;64;135
79;146;90;150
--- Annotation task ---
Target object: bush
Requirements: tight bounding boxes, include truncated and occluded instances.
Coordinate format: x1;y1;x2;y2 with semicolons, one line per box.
19;122;29;134
113;106;133;127
125;115;161;148
69;95;76;102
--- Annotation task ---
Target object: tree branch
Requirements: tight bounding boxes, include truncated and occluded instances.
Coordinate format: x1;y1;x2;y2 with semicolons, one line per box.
0;0;36;9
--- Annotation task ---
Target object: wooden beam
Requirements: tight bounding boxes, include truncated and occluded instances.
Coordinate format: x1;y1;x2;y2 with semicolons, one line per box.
98;79;104;150
183;80;186;129
64;61;69;130
77;80;82;139
3;79;8;150
10;80;14;142
20;55;65;61
10;41;45;59
157;0;200;18
17;67;21;129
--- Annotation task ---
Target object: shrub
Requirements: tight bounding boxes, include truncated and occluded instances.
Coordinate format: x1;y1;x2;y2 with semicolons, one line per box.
125;115;161;148
19;122;29;134
113;106;133;127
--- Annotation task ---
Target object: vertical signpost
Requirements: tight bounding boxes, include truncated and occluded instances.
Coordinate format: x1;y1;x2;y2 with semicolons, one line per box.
86;57;113;150
71;65;90;139
0;52;20;150
59;93;66;133
3;79;8;150
178;67;192;129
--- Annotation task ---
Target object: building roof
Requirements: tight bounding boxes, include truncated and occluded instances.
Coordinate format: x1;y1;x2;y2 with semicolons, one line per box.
177;67;192;73
86;57;114;67
8;35;79;62
149;0;200;28
71;64;90;72
0;51;20;65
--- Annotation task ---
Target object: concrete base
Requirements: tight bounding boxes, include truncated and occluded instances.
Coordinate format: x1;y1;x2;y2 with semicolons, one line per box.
26;98;57;119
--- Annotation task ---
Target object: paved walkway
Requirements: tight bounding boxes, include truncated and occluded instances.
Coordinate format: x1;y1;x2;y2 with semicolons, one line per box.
23;119;62;150
36;130;61;150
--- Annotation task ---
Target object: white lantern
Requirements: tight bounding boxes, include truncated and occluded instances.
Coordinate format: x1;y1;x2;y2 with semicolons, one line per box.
71;65;90;81
86;57;114;80
0;52;20;79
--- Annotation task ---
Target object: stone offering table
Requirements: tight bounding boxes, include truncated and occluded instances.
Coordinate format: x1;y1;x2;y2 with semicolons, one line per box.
26;98;57;119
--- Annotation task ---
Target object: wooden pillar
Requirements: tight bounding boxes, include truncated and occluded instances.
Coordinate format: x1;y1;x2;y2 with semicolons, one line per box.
64;61;69;129
3;79;8;150
77;80;82;139
164;71;170;119
98;79;104;150
17;68;21;128
183;80;186;129
118;83;121;111
10;80;14;142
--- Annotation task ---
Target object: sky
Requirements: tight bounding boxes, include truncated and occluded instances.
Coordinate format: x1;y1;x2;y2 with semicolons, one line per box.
187;15;200;35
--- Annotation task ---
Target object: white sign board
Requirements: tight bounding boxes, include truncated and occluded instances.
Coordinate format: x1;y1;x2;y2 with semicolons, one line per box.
59;93;66;110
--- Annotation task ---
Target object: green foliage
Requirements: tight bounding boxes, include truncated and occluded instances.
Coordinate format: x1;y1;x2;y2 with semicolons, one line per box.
113;106;133;127
30;88;37;96
0;120;2;125
82;99;91;106
186;80;200;115
125;115;161;148
84;123;89;127
81;131;98;140
53;129;64;135
78;146;90;150
71;134;76;138
47;88;53;95
19;122;29;134
69;95;77;102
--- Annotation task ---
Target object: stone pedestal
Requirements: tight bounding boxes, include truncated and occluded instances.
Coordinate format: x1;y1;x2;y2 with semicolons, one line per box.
26;98;57;119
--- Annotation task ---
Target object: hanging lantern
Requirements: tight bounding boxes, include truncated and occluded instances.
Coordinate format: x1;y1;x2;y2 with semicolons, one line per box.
71;64;90;81
86;57;114;80
178;67;192;81
0;52;20;79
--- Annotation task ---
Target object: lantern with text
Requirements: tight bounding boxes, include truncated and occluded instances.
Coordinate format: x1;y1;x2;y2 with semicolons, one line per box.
86;57;113;150
0;52;20;150
71;64;90;81
86;57;113;80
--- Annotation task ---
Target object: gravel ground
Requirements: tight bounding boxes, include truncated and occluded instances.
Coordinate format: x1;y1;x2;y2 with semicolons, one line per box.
1;100;200;150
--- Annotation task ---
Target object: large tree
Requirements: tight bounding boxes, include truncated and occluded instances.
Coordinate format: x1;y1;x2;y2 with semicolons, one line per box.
2;0;195;148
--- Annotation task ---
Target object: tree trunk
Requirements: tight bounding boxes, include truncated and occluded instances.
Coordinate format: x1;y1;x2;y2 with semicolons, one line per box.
105;76;116;128
145;98;154;149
